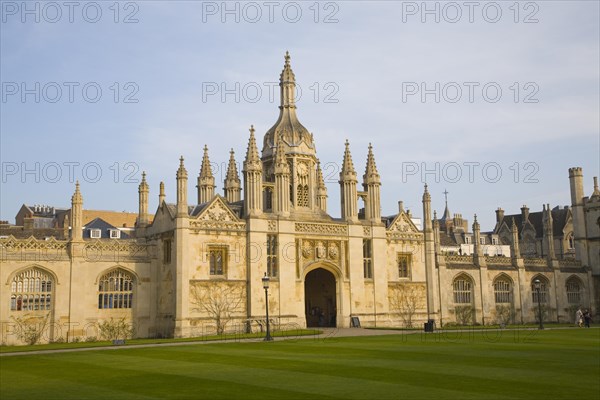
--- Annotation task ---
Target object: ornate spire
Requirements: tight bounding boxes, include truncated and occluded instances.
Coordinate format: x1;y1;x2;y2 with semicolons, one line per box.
280;50;296;109
71;180;83;204
363;143;380;184
177;156;187;179
472;213;480;231
340;140;357;179
138;171;149;227
316;161;326;189
422;183;431;202
70;181;83;241
224;149;241;203
441;189;451;220
262;52;314;158
199;145;213;179
140;171;149;191
225;149;240;182
198;145;215;204
176;156;188;216
274;134;290;174
244;125;262;171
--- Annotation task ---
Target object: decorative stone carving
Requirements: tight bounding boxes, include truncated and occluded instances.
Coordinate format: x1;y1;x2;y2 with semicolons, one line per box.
268;220;277;232
295;222;347;236
302;241;313;258
315;241;326;259
363;226;371;236
328;242;339;260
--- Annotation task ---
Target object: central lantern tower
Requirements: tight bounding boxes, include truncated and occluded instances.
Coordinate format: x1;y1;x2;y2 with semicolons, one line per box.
261;52;324;215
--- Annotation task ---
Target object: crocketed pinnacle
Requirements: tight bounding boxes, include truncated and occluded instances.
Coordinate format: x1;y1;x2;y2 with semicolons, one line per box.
244;125;262;171
199;145;213;179
340;140;357;178
139;171;149;191
274;134;290;174
363;143;380;184
72;181;83;204
177;156;187;179
225;149;240;183
316;161;326;189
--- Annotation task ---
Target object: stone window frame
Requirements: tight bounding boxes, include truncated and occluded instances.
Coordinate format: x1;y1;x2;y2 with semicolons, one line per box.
10;268;53;312
98;269;134;309
453;274;473;304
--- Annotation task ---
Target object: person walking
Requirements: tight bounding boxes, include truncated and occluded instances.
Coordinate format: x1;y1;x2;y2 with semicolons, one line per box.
583;309;592;328
576;308;584;327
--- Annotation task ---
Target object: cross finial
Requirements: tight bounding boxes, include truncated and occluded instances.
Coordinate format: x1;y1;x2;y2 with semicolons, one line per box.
443;189;449;205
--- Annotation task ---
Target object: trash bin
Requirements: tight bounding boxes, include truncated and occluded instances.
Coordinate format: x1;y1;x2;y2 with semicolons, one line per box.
424;319;435;332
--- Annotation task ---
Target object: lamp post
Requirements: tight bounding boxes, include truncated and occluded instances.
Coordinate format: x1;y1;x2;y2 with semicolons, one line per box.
262;273;273;341
534;279;544;330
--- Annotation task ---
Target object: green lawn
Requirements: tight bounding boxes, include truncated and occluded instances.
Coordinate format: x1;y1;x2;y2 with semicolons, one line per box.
1;329;598;400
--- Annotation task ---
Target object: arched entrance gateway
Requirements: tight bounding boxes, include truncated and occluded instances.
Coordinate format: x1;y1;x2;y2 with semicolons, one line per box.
304;268;337;327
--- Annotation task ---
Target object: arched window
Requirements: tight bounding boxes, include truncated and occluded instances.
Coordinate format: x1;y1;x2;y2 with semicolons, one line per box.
98;269;134;309
453;275;473;304
566;277;582;305
566;233;574;250
297;184;309;207
494;277;512;304
10;268;53;311
531;277;549;304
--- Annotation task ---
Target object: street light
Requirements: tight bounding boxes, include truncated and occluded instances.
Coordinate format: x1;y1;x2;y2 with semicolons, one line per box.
533;279;544;330
262;273;273;341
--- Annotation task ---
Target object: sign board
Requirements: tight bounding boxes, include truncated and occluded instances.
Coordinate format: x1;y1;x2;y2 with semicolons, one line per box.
350;316;361;328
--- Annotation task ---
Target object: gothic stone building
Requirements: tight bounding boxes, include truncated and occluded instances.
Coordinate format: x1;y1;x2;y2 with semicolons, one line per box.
1;54;597;344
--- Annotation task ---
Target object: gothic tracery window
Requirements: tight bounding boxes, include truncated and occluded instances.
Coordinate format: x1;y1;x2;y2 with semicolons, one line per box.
453;275;473;304
98;269;134;309
494;278;512;304
10;268;53;311
566;277;582;305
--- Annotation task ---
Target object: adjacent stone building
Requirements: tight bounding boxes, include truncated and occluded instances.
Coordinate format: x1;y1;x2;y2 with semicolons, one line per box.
1;54;597;344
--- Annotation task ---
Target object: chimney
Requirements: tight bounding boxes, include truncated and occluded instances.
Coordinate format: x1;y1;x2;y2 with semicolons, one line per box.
495;207;504;223
521;205;529;221
398;201;404;213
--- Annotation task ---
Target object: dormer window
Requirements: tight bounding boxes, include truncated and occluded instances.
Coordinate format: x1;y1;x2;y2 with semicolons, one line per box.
480;237;486;245
90;229;101;239
109;229;121;239
464;236;471;244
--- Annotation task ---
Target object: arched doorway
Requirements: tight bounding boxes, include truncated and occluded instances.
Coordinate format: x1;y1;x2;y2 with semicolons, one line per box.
304;268;336;327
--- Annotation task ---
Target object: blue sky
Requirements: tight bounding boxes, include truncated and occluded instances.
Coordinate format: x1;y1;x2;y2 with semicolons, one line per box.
1;0;599;230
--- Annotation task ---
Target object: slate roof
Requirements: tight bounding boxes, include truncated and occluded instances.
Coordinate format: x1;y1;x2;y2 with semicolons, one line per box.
495;207;570;238
83;218;130;239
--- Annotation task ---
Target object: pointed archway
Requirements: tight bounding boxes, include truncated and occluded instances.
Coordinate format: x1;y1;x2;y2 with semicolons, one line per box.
304;268;336;327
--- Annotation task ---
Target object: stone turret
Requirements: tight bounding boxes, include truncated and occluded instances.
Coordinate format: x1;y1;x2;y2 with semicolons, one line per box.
176;157;188;217
316;161;327;212
569;167;588;265
224;149;241;203
137;171;149;227
70;181;83;240
273;135;290;216
243;125;263;216
363;143;381;223
339;140;358;222
197;145;215;204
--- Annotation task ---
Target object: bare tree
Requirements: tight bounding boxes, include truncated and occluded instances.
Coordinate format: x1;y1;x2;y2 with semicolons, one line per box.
10;313;50;345
190;282;245;335
453;305;474;325
389;284;426;328
494;305;514;326
98;317;135;341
